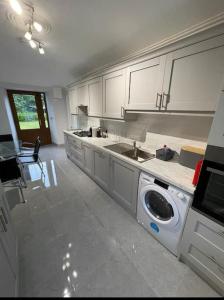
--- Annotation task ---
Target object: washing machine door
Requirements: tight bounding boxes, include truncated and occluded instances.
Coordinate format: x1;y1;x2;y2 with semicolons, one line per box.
140;185;179;228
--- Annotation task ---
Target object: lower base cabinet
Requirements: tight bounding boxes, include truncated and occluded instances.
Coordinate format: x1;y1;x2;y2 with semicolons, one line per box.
0;183;18;297
179;208;224;296
82;143;93;176
110;156;139;216
64;133;139;217
92;149;110;192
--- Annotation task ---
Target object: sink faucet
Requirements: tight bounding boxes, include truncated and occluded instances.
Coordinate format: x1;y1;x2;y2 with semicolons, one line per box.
133;140;137;157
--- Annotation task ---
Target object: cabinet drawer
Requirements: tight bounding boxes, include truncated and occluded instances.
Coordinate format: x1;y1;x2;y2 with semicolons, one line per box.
188;244;224;292
191;231;224;270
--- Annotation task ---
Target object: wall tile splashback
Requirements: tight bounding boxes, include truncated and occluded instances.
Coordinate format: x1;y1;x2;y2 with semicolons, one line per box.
101;113;213;143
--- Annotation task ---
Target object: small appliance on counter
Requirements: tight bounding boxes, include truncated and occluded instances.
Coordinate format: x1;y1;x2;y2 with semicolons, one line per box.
96;127;102;138
156;145;175;161
179;145;205;169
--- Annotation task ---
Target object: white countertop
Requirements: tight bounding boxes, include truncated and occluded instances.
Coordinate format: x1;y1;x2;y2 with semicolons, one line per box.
64;130;196;195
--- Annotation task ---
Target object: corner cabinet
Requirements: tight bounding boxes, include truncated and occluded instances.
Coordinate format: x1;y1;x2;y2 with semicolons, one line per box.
125;55;166;111
102;69;126;119
110;156;139;216
68;86;78;115
162;35;224;112
179;208;224;296
88;77;103;117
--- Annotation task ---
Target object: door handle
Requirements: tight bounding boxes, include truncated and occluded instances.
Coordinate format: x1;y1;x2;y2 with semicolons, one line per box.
156;93;162;108
162;92;169;108
121;106;125;118
0;215;7;232
0;207;8;224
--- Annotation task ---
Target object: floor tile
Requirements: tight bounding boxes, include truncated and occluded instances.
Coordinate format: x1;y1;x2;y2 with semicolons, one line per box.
10;145;219;298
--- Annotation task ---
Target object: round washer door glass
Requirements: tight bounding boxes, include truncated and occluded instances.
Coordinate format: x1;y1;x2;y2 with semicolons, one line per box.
145;190;174;221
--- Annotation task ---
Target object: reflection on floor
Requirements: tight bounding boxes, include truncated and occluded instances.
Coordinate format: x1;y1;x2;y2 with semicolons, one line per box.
11;145;219;297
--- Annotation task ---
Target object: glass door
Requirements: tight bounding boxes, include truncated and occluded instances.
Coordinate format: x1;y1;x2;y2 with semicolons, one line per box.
7;90;51;146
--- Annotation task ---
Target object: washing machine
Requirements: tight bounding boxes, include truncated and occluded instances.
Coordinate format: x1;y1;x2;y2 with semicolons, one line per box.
137;172;192;256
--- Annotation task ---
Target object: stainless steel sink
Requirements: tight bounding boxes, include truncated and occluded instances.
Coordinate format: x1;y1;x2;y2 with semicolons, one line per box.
122;148;155;162
104;143;155;163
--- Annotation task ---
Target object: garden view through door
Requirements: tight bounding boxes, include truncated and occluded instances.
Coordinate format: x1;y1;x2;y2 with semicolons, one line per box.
7;90;52;146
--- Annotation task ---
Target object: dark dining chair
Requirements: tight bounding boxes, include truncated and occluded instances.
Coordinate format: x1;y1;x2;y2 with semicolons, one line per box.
0;134;13;142
0;157;26;203
18;137;44;173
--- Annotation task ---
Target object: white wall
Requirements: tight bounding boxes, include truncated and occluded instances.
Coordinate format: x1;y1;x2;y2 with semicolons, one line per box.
46;90;68;145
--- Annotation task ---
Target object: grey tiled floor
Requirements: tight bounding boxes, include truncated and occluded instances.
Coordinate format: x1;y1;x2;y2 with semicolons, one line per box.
11;145;219;297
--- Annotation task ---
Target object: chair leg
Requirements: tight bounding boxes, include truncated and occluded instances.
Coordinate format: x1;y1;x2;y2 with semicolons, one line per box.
38;157;45;176
19;179;26;203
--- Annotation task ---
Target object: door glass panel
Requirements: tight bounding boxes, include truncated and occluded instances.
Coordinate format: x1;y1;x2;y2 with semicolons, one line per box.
41;93;49;128
12;94;40;130
145;190;174;221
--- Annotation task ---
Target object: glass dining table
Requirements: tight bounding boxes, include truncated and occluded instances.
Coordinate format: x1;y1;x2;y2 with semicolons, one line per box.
0;141;20;159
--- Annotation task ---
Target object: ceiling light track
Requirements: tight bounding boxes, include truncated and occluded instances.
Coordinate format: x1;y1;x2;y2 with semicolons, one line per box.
8;0;46;55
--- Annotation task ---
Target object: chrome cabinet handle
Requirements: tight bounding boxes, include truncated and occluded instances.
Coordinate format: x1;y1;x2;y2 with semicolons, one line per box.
0;207;8;225
0;215;7;232
121;106;125;118
162;92;169;108
207;167;224;177
156;93;162;108
208;255;224;271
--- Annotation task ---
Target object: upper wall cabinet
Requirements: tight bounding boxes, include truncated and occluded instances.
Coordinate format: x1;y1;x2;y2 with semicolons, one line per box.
68;86;78;114
103;69;126;119
77;83;89;106
125;56;166;110
162;35;224;112
88;77;103;117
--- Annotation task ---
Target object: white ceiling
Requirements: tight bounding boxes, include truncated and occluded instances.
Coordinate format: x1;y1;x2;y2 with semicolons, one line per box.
0;0;224;88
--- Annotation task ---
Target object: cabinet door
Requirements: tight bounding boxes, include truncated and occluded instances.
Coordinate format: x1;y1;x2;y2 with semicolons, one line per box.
88;77;103;117
92;149;110;191
82;143;93;176
68;87;78;114
126;56;166;110
103;69;126;119
162;35;224;111
77;83;89;106
110;157;139;215
0;239;16;297
0;186;17;277
180;209;224;295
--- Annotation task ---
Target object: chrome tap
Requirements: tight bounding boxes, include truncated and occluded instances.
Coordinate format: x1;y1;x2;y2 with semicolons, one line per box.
133;140;137;157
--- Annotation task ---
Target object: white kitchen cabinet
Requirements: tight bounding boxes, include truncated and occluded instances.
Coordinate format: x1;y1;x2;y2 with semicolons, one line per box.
66;135;83;168
207;92;224;148
162;35;224;112
68;86;79;115
92;149;110;192
0;183;18;297
0;240;16;297
88;77;103;117
179;208;224;295
110;156;139;215
82;143;93;176
126;56;166;110
103;69;126;119
77;83;89;106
